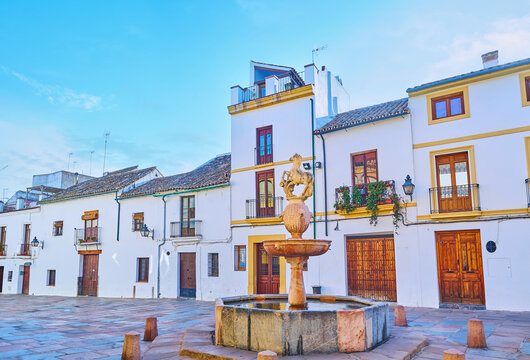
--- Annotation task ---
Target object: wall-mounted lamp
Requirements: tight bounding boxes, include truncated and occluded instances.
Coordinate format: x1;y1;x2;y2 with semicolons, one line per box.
140;224;154;240
314;161;322;169
302;163;311;170
402;175;415;201
31;236;44;249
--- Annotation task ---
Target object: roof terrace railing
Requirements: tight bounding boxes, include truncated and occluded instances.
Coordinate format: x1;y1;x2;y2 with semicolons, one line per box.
233;70;305;105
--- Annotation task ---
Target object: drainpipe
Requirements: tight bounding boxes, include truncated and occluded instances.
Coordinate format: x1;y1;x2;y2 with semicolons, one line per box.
157;194;168;298
114;191;121;241
310;98;316;239
318;133;328;236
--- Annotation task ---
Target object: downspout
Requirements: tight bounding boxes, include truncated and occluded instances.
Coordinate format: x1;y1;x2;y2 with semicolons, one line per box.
318;133;328;236
157;194;168;298
310;98;316;239
114;191;121;241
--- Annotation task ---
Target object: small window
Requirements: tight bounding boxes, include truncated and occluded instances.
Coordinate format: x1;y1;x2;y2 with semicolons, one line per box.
132;213;144;232
208;253;219;277
47;270;56;286
53;221;63;236
525;76;530;102
431;92;464;120
137;258;149;282
234;246;246;271
8;271;13;282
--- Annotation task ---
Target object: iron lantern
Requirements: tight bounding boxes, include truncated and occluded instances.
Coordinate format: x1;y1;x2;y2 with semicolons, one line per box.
31;236;44;249
140;224;154;239
402;175;415;200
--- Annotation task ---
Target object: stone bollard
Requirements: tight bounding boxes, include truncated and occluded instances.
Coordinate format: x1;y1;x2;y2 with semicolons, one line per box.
467;319;487;348
122;331;141;360
143;317;158;341
443;348;465;360
258;350;278;360
394;305;407;327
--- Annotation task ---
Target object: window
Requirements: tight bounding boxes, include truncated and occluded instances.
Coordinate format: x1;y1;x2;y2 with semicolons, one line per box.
47;270;56;286
259;84;266;98
0;227;6;255
256;169;275;217
82;210;99;242
132;213;144;231
53;221;63;236
181;196;196;237
20;224;31;255
8;271;13;282
208;253;219;277
432;92;464;120
521;72;530;107
137;258;149;282
256;125;273;165
435;152;473;213
351;150;378;187
234;246;246;271
525;76;530;102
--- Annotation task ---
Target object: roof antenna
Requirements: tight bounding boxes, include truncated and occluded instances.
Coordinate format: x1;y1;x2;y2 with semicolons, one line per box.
103;132;110;175
67;153;73;170
312;45;328;64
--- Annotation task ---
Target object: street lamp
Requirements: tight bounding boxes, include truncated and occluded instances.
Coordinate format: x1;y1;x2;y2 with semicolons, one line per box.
140;224;154;240
402;175;415;201
31;236;44;249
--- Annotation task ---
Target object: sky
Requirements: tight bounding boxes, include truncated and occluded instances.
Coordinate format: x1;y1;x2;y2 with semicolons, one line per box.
1;0;530;198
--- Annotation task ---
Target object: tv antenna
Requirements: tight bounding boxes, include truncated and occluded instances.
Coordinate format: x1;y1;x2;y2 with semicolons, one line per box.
312;45;328;64
102;132;110;175
67;153;73;170
89;150;95;175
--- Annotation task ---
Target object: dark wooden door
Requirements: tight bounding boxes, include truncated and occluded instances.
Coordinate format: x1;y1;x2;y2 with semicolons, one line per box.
436;230;485;305
81;254;99;296
436;152;471;212
346;236;397;301
179;253;196;298
256;170;275;217
0;266;4;293
256;243;280;294
22;265;30;294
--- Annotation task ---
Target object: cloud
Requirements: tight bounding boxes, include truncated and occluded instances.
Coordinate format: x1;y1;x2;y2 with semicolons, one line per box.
426;15;530;81
4;68;103;111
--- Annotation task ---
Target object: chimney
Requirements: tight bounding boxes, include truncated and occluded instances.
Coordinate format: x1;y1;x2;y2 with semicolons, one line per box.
481;50;499;69
74;172;79;185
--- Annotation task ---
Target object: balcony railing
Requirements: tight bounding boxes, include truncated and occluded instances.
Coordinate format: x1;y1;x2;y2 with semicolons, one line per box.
429;184;480;214
237;71;305;105
18;243;31;256
246;196;284;219
0;244;7;256
170;220;202;238
335;181;396;208
526;179;530;207
74;227;102;245
524;179;530;207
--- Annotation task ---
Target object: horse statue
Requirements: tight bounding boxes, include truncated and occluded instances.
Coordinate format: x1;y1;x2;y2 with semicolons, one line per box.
280;154;314;201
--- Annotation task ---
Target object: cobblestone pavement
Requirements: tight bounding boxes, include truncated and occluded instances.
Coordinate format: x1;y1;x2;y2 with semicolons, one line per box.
0;295;528;359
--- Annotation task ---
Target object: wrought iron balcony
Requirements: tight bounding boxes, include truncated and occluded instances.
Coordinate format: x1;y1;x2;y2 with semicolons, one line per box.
18;243;31;256
429;184;480;214
170;220;202;238
235;71;305;105
526;179;530;207
246;196;284;219
74;227;102;245
335;181;396;208
0;244;7;256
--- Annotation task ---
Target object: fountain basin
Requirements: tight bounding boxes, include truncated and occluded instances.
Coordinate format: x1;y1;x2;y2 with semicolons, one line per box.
215;294;389;355
262;239;331;257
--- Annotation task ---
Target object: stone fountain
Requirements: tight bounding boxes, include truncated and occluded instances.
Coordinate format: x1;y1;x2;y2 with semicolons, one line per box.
215;154;390;355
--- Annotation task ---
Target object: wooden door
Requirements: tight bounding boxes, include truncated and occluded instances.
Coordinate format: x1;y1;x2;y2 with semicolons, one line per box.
256;243;280;294
346;236;397;301
435;152;471;212
22;265;30;294
436;230;485;305
81;254;99;296
256;126;273;165
256;170;275;217
0;266;4;293
179;253;196;298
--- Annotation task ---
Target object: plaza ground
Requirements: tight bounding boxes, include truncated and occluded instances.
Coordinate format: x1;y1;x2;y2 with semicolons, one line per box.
0;295;528;360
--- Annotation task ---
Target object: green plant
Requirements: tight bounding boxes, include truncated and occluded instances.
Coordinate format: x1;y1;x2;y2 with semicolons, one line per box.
366;181;387;225
392;193;404;231
334;186;363;214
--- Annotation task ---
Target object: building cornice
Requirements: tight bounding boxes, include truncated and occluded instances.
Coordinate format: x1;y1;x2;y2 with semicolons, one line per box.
228;85;314;115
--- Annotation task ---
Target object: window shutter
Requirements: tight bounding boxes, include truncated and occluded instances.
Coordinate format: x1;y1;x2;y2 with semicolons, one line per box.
208;254;212;276
234;246;238;271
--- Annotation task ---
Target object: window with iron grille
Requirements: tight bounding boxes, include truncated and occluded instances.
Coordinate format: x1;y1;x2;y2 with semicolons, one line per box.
132;212;144;231
208;253;219;277
53;221;63;236
137;258;149;282
234;246;246;271
47;270;56;286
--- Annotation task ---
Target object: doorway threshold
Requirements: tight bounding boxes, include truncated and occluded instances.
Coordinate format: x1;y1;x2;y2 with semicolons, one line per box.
439;303;486;310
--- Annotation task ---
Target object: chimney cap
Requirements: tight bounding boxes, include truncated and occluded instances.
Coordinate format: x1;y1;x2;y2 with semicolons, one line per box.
481;50;499;68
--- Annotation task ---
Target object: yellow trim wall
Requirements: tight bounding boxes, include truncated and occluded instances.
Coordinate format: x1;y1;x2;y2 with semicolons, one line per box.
231;156;314;174
247;234;286;295
426;86;470;125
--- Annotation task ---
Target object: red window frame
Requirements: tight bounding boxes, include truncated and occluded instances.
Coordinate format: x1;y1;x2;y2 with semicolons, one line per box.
256;126;273;165
351;150;378;187
256;169;275;218
137;258;149;282
234;245;246;271
525;76;530;102
431;92;465;120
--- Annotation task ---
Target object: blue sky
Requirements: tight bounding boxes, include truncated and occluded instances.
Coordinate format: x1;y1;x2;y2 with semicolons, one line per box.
1;0;529;195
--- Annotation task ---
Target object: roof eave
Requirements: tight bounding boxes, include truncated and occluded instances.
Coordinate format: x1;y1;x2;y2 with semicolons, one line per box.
314;111;409;135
